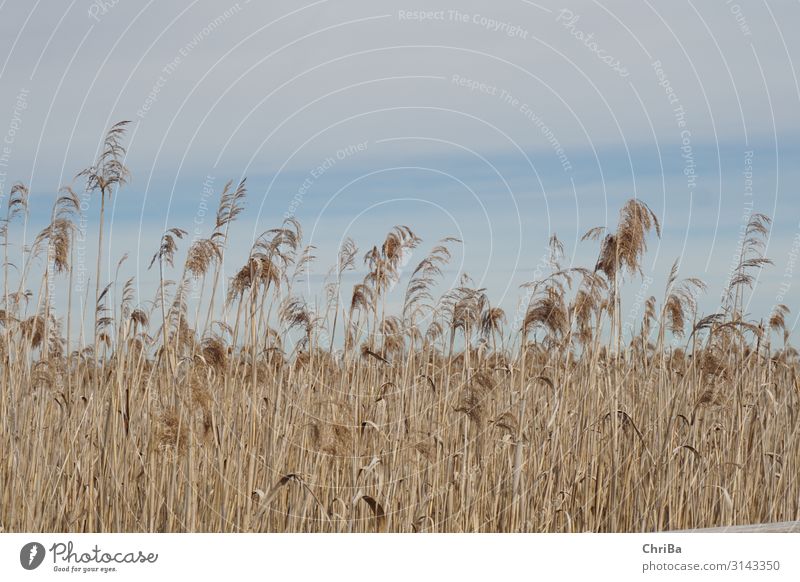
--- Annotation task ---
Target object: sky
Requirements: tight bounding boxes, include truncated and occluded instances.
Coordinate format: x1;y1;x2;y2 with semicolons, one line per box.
0;0;799;339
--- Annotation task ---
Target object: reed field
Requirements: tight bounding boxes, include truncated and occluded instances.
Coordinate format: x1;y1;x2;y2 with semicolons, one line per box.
1;122;799;533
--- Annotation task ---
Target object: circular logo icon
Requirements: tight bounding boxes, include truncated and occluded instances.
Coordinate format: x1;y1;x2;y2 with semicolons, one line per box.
20;542;46;570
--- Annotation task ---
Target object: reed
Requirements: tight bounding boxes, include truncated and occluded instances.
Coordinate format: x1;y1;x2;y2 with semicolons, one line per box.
1;123;798;533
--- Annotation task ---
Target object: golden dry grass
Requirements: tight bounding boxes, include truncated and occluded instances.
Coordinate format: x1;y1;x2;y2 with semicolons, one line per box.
1;123;799;532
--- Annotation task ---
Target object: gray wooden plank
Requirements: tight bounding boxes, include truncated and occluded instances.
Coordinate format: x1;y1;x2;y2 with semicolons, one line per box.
678;521;800;533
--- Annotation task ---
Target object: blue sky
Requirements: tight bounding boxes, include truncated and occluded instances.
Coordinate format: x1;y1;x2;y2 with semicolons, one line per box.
1;1;799;338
